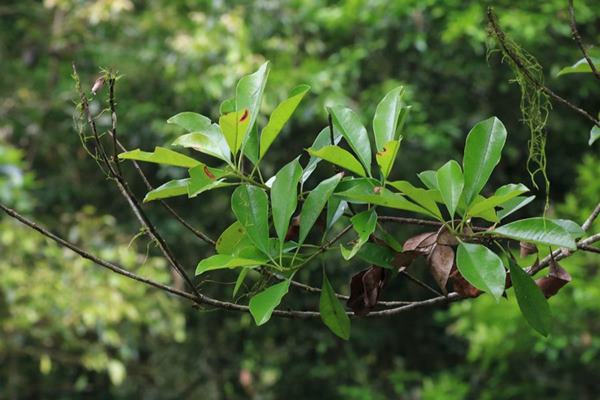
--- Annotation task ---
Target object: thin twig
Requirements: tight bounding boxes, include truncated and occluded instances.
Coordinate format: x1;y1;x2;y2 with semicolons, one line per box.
487;7;600;128
568;0;600;80
400;270;444;297
582;202;600;231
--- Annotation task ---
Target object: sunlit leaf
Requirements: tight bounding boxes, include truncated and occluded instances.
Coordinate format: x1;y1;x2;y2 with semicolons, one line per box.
260;84;310;159
299;173;343;244
216;221;249;255
373;86;405;151
467;183;529;217
557;57;600;76
236;61;270;153
271;158;303;248
461;117;507;206
219;109;251;155
172;123;231;163
494;217;577;250
497;195;535;219
417;170;438;190
456;243;506;302
195;254;266;275
231;185;270;255
187;165;232;198
376;139;401;180
302;127;342;183
388;180;442;220
143;179;189;203
328;105;372;175
118;147;200;168
167;112;212;132
320;271;351;340
249;280;290;326
307;145;367;177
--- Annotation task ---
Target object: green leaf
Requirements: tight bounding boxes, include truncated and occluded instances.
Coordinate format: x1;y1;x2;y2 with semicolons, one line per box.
508;258;552;336
320;271;351;340
195;254;265;275
249;280;290;326
590;125;600;146
118;147;200;168
356;242;396;268
172;123;231;163
143;179;189;203
216;221;251;255
376;139;401;180
243;124;260;165
341;209;377;260
467;183;529;217
271;158;303;247
167;112;212;132
373;86;404;152
335;181;434;217
187;165;232;198
307;145;366;177
236;61;270;153
299;173;343;244
456;243;506;302
557;57;600;76
260;84;310;159
328;106;372;175
219;109;251;155
220;97;236;114
417;170;438;190
551;219;585;239
465;195;499;223
326;197;347;233
388;180;442;220
494;217;577;250
232;268;249;298
302;127;342;183
231;185;270;255
461;117;507;206
497;195;535;219
435;160;464;218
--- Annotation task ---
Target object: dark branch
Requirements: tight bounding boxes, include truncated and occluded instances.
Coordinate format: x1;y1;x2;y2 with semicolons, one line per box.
568;0;600;80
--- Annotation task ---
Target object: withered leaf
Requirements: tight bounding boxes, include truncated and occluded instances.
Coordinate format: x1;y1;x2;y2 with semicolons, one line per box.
427;244;455;293
347;266;388;316
436;227;458;247
450;268;481;298
392;250;420;271
519;241;538;258
403;231;437;254
536;259;572;298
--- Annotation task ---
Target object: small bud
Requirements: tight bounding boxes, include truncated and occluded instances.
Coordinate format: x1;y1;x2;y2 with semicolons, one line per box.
91;76;105;95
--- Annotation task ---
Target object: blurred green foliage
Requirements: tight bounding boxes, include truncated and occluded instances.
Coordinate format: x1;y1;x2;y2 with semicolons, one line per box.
0;0;599;398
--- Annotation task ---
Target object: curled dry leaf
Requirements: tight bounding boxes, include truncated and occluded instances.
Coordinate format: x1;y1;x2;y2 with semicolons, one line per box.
285;215;301;241
536;259;572;298
427;244;455;294
450;268;481;298
403;231;437;254
519;241;538;258
91;76;105;95
347;266;388;316
436;227;458;247
392;250;420;271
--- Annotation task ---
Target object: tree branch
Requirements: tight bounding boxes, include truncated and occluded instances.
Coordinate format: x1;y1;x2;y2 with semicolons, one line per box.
568;0;600;80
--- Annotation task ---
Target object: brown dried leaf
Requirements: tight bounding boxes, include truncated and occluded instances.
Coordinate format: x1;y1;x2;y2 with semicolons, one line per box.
536;260;572;298
437;227;458;247
392;250;420;271
450;268;481;298
519;241;538;258
403;231;437;254
347;266;387;316
427;244;455;293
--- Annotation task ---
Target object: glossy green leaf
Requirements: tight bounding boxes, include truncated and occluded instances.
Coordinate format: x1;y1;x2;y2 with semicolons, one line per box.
231;185;270;255
320;271;351;340
341;209;377;260
216;221;249;255
167;112;212;132
356;242;396;268
236;61;270;152
552;219;585;239
590;125;600;146
219;109;251;155
435;160;464;218
243;124;260;165
118;147;200;168
417;170;438;190
456;243;506;302
328;105;372;175
462;117;507;206
373;86;404;152
497;195;535;219
557;57;600;76
271;158;303;247
508;258;552;336
220;97;236;114
494;218;577;250
187;165;232;198
195;254;265;275
249;280;290;326
466;195;499;223
376;139;401;179
335;182;434;217
143;179;189;203
326;197;347;233
388;180;442;220
232;268;249;298
299;173;343;244
260;84;310;159
301;127;342;183
172;123;231;163
467;183;529;217
307;145;366;177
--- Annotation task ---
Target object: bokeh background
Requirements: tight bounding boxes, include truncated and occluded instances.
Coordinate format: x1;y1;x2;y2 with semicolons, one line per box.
1;0;599;398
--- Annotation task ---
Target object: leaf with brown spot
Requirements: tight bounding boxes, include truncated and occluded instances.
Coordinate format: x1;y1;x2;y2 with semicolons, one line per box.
536;260;572;298
427;244;455;293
